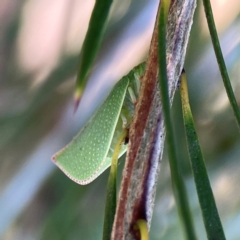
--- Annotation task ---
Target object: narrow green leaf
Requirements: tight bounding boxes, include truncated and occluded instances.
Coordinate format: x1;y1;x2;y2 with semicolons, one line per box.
202;0;240;129
158;1;197;239
180;71;226;240
74;0;114;110
102;129;127;240
52;63;145;185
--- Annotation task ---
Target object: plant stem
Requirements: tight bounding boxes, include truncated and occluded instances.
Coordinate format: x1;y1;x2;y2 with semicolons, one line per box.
102;129;128;240
158;1;197;239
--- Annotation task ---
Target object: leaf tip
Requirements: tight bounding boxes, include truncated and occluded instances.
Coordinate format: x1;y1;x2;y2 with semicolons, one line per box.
73;88;83;113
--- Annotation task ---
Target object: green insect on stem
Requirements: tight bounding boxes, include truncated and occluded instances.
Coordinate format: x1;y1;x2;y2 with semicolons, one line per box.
52;63;145;185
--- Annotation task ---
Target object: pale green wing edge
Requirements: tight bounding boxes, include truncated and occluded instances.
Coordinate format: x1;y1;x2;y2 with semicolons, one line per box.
52;77;129;185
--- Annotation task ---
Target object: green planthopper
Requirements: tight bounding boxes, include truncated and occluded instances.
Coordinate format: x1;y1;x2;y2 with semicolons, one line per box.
52;63;145;185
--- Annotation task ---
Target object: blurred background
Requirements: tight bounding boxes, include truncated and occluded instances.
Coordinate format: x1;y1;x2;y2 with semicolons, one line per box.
0;0;240;239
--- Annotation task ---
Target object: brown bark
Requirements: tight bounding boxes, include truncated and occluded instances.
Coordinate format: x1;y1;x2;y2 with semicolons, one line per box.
111;0;197;239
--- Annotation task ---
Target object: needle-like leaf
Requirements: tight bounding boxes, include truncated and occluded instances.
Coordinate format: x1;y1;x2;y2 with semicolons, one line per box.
202;0;240;130
180;70;226;240
102;129;128;240
74;0;113;110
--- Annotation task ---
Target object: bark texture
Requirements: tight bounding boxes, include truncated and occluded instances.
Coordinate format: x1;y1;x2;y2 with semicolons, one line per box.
111;0;197;239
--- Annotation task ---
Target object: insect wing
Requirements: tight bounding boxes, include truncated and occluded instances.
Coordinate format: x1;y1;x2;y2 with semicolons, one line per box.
52;77;129;185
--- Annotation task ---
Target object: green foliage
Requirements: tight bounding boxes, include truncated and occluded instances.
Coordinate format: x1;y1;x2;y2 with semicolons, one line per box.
102;129;127;240
180;71;226;240
202;0;240;129
75;0;113;106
